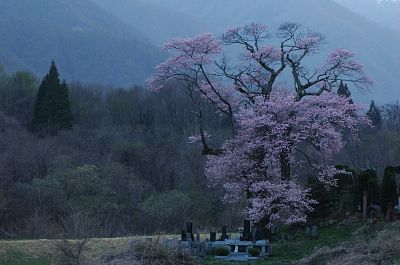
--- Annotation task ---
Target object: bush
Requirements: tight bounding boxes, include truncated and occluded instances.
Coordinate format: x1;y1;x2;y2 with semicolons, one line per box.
55;239;88;265
214;246;230;256
381;166;398;218
130;241;199;265
248;247;261;257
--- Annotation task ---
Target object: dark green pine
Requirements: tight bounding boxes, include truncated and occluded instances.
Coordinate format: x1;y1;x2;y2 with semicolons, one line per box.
337;81;353;103
366;100;382;129
31;61;73;134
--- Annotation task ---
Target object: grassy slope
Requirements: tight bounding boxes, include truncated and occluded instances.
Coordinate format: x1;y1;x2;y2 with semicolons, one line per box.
0;220;398;265
0;235;179;265
203;220;361;265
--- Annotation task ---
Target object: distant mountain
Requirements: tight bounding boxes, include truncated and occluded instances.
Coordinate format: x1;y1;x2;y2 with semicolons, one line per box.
0;0;162;86
335;0;400;32
141;0;400;103
92;0;208;45
1;0;399;102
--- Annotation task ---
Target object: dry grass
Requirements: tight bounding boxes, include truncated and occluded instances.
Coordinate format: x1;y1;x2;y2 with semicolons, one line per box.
293;221;400;265
0;235;180;264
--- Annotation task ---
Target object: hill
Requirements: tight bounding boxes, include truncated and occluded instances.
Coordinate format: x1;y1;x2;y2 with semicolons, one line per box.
92;0;208;45
335;0;400;32
0;0;162;86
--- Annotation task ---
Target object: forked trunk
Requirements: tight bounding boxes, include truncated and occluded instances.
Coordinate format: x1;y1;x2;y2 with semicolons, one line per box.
280;152;291;180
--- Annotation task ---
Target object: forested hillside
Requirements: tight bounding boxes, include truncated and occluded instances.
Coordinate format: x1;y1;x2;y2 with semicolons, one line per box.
0;0;162;86
92;0;208;45
0;65;238;238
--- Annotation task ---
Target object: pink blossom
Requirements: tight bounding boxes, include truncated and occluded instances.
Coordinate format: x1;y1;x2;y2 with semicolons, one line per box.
297;36;322;49
146;33;221;91
222;23;268;44
248;180;317;226
248;45;281;64
321;48;373;87
206;89;369;225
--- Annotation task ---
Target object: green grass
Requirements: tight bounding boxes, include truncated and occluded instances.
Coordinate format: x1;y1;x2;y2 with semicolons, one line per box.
203;222;362;265
268;225;354;263
0;249;50;265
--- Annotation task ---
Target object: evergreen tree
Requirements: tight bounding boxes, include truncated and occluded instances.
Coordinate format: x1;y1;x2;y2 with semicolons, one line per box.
307;175;333;221
333;165;358;213
366;100;382;129
381;166;398;221
54;80;73;130
358;169;379;220
337;81;353;103
31;61;73;134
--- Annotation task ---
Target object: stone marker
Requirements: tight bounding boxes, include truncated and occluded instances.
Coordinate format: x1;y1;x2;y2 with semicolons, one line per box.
186;221;194;240
243;220;251;241
181;230;187;241
210;231;216;242
221;225;227;240
306;226;311;237
311;226;319;238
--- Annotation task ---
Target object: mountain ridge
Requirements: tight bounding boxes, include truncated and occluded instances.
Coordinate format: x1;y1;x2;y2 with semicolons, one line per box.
0;0;162;86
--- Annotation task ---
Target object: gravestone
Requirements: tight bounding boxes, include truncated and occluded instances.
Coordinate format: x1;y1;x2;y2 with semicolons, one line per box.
243;220;251;241
210;231;216;242
186;221;194;241
221;225;228;241
181;230;187;241
305;226;311;237
311;226;319;238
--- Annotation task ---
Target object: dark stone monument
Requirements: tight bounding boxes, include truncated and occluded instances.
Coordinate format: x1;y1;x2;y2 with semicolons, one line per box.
243;220;251;241
186;221;194;240
311;226;319;238
305;226;311;237
221;225;227;241
181;230;187;241
210;231;216;242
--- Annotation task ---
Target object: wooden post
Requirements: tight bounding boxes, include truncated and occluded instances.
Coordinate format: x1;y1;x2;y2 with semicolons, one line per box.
386;202;393;222
363;189;368;221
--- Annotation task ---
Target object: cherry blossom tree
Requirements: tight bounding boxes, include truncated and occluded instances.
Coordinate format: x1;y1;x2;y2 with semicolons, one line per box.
147;22;372;227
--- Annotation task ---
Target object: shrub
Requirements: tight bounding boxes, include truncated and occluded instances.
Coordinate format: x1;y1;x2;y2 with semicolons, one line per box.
55;239;88;265
213;246;230;256
131;241;199;265
381;166;398;219
248;247;261;257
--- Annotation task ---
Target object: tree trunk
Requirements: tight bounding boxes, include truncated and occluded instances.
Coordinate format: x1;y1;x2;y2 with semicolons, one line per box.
362;189;368;221
280;152;291;180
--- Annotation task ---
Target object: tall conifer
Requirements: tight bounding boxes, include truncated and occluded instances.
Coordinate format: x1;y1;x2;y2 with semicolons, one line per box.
31;61;72;134
366;100;382;129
